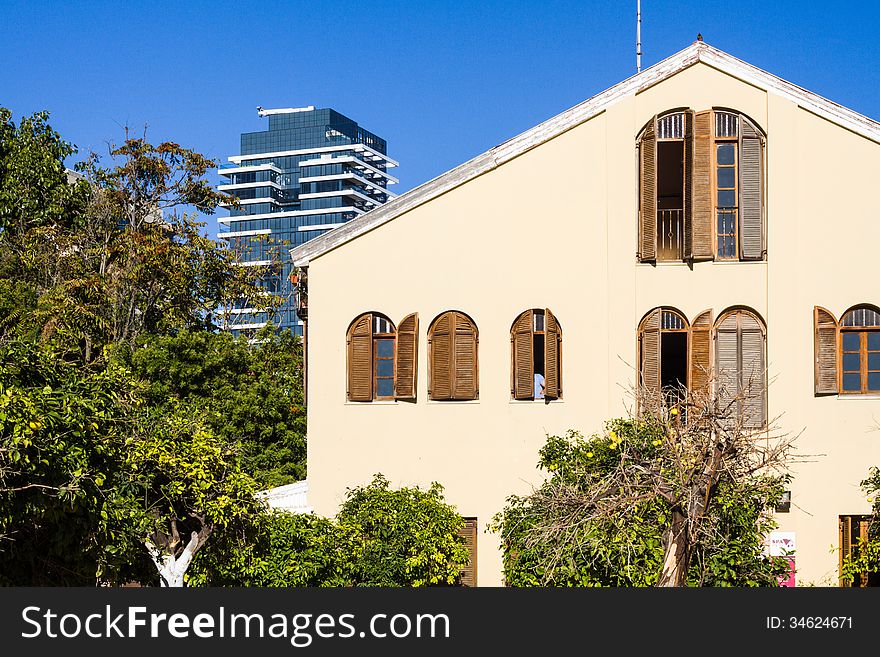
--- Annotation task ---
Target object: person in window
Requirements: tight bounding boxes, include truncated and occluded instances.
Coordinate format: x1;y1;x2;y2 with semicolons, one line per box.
534;372;545;400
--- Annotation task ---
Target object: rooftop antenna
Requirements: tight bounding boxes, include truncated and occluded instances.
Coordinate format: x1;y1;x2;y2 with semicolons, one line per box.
637;0;642;73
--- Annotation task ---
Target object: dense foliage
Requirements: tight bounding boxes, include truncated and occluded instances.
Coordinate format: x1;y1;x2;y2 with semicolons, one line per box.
114;327;306;487
492;422;789;587
189;475;471;587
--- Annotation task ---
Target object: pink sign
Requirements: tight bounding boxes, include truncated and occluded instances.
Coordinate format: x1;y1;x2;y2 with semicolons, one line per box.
777;556;796;587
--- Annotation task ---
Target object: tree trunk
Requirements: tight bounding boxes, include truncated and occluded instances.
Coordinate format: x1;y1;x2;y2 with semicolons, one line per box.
657;508;689;587
146;525;212;587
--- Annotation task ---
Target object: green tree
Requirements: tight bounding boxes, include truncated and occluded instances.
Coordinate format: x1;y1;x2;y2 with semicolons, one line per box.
124;408;261;587
114;326;305;486
493;402;793;587
335;474;470;587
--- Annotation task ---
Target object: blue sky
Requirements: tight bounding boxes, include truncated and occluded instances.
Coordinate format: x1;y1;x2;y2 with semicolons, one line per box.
1;1;876;237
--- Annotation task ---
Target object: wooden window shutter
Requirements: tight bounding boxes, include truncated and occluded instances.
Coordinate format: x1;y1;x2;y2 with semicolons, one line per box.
839;516;852;587
544;308;561;399
458;517;478;587
639;118;657;262
511;310;534;400
683;110;695;259
429;312;453;400
739;119;764;260
740;313;767;429
689;309;713;398
452;312;478;400
715;313;739;420
814;306;839;395
394;312;418;400
640;309;661;397
347;313;373;401
691;110;714;260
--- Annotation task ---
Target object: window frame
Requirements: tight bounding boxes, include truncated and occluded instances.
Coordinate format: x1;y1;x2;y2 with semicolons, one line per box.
838;306;880;395
713;134;739;260
372;317;397;401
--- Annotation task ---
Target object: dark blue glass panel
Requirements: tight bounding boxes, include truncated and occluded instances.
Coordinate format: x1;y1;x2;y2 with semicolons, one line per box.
870;353;880;371
716;143;735;165
868;332;880;351
870;372;880;391
377;360;394;377
717;190;736;207
842;333;860;351
843;373;861;391
376;339;394;357
843;353;861;372
717;168;735;188
376;378;394;398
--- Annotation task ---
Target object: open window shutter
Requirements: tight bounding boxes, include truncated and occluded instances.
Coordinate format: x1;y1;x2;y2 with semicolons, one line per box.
544;308;561;399
814;306;839;395
691;110;714;260
640;309;661;398
715;313;739;421
739;120;764;260
429;313;453;400
394;312;418;400
639;118;657;261
839;516;852;587
347;314;373;401
683;110;695;259
458;518;478;587
690;309;713;398
740;313;767;429
511;310;534;400
452;312;478;400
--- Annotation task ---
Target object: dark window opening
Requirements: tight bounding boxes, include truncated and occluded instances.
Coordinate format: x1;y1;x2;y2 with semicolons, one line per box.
657;140;684;261
661;331;688;397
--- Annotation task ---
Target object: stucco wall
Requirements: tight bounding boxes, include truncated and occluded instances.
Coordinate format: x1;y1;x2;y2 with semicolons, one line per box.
304;61;880;586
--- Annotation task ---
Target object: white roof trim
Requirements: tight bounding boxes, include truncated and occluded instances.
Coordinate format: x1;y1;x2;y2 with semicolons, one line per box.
290;41;880;267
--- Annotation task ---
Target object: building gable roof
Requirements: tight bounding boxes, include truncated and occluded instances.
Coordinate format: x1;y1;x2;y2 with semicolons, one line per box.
290;40;880;266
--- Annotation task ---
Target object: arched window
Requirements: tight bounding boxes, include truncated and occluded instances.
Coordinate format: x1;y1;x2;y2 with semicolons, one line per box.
638;109;765;262
428;311;478;401
639;308;690;404
715;309;766;428
346;312;419;402
511;309;562;400
814;305;880;395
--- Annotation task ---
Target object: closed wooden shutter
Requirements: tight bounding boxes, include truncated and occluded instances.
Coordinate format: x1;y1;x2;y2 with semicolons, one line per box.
429;312;453;400
639;118;657;261
394;312;418;400
683;110;695;259
814;306;839;395
740;313;766;429
739;120;764;260
458;517;478;587
691;110;714;260
511;310;534;400
452;312;478;400
640;309;661;398
715;313;739;421
690;309;713;397
347;314;373;401
544;308;561;399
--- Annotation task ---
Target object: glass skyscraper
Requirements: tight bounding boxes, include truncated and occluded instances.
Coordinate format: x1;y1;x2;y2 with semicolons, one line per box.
217;106;397;336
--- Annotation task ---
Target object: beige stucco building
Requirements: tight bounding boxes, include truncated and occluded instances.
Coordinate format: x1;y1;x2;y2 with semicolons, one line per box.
290;41;880;586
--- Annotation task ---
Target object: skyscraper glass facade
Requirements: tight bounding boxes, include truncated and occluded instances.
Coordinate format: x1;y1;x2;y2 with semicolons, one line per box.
218;106;397;336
